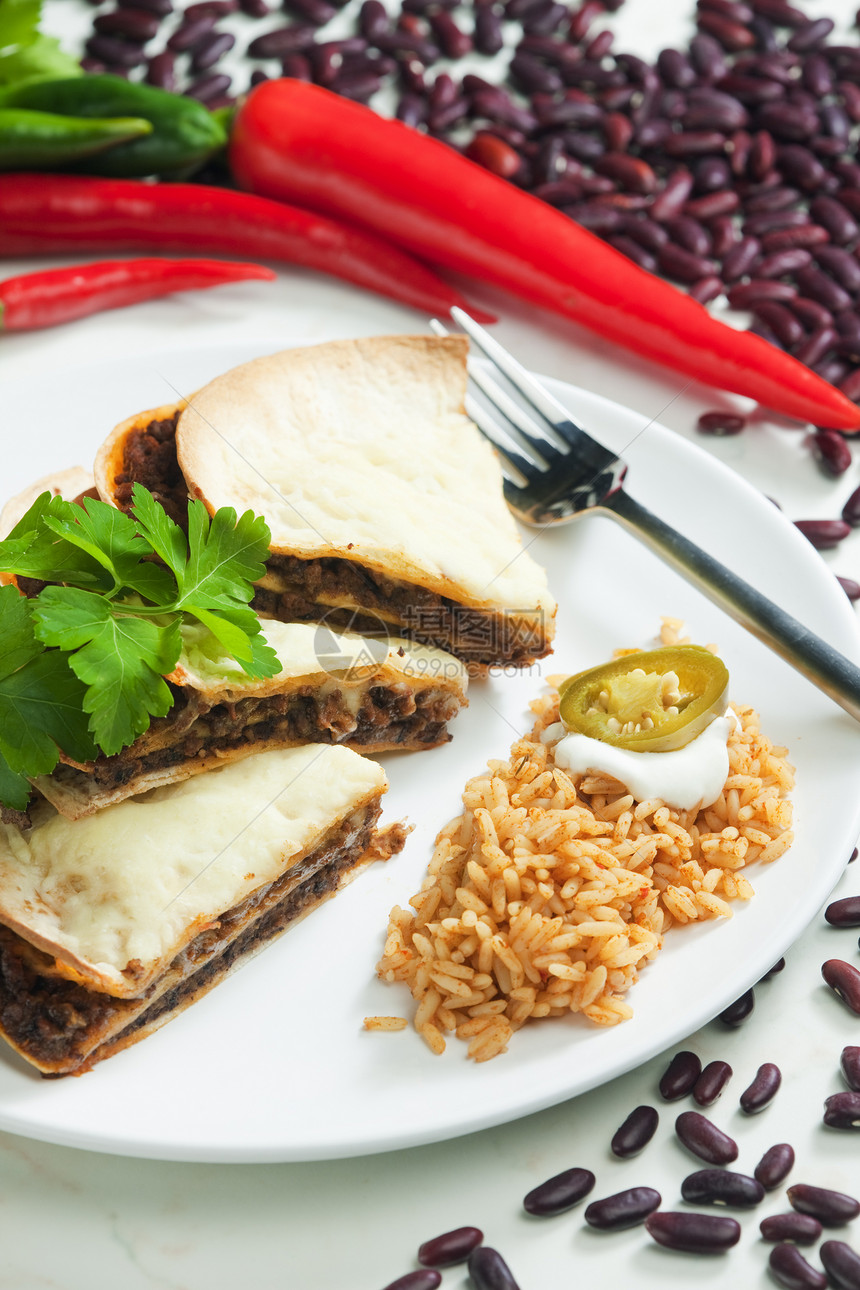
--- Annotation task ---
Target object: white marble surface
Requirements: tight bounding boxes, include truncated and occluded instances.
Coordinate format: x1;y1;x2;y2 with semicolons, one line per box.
2;1;860;1287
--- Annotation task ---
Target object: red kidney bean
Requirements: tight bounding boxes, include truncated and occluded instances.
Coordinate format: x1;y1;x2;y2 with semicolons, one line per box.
697;411;746;434
664;129;730;156
788;1183;860;1227
593;154;658;194
760;1213;823;1244
822;957;860;1012
787;295;832;329
191;29;236;72
675;1111;738;1165
697;11;756;51
690;276;724;303
84;34;148;66
240;0;270;12
523;1166;595;1216
382;1274;442;1290
693;1059;733;1105
287;0;338;22
744;209;811;237
645;1211;741;1253
94;9;161;40
727;280;796;308
812;429;853;477
745;185;802;213
690;31;729;80
760;224;831;254
359;1;389;41
824;1091;860;1130
795;326;839;369
417;1227;483;1268
841;1046;860;1091
760;956;787;981
795;266;853;315
608;234;658;272
610;1105;659;1158
185;0;237;14
756;248;813;278
722;236;762;282
467;1247;521;1290
820;1240;860;1290
838;576;860;602
719;988;756;1027
740;1062;782;1113
465;133;523;179
658;244;717;284
682;1168;766;1208
166;14;217;52
649;170;695;222
659;1050;702;1100
185;71;231;101
146;49;176;89
795;520;851;549
753;301;806;348
752;0;810;28
815;246;860;294
665;216;713;257
825;897;860;927
777;144;827;191
584;1186;661;1230
247;25;316;57
120;0;172;11
769;1244;827;1290
755;1142;795;1190
842;484;860;528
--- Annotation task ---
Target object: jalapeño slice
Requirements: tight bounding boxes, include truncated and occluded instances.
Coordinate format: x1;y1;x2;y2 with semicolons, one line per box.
558;645;729;753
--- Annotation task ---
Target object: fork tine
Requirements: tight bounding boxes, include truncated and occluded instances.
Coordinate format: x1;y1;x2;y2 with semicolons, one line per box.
449;306;619;460
464;393;541;487
432;317;556;475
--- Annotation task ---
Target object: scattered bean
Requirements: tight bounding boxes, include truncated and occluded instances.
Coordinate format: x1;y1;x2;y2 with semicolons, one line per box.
760;957;787;982
610;1105;659;1158
824;1091;860;1130
820;1240;860;1290
718;989;755;1026
584;1187;661;1230
788;1183;860;1227
522;1167;595;1216
645;1211;741;1253
467;1247;521;1290
693;1060;733;1105
769;1243;827;1290
760;1213;823;1244
826;897;860;927
417;1227;482;1268
794;520;851;549
739;1062;782;1114
675;1111;738;1165
659;1050;701;1101
822;958;860;1013
755;1143;795;1191
381;1273;442;1290
841;1046;860;1092
681;1168;765;1208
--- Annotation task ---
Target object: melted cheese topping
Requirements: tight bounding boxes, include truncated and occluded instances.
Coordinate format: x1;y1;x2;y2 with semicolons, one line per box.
176;337;555;616
0;746;385;995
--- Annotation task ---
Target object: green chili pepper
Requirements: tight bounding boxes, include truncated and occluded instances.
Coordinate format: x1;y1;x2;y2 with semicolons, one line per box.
0;108;152;169
558;645;730;753
0;75;227;177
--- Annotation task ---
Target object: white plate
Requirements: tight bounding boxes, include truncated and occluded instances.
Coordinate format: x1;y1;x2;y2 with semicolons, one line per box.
1;340;859;1163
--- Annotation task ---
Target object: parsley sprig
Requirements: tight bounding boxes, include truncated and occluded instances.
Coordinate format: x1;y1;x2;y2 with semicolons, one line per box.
0;483;281;810
0;0;82;89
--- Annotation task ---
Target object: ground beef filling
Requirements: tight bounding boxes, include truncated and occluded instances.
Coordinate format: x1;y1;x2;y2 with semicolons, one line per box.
0;801;381;1076
59;680;459;796
114;412;187;525
117;419;549;668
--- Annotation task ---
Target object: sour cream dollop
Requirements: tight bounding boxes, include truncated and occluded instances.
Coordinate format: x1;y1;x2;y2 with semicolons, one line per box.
542;711;736;812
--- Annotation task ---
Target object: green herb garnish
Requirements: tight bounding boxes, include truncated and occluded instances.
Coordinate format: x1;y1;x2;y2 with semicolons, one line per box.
0;483;281;808
0;0;82;90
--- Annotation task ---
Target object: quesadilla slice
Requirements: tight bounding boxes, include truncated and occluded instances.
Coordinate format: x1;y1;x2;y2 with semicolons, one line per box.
0;745;401;1076
94;336;556;669
35;615;468;820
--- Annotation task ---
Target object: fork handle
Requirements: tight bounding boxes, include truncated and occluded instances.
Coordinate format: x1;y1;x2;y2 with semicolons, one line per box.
603;487;860;724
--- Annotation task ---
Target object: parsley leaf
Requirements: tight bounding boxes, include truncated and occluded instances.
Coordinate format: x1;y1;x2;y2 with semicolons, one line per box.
0;485;281;806
0;0;81;88
0;586;96;806
32;587;181;755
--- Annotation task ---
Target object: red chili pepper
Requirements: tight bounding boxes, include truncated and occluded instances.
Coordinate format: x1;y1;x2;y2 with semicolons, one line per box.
229;80;860;432
0;173;492;323
0;258;275;332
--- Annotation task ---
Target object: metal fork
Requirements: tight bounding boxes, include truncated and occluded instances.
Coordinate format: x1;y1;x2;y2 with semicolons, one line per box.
432;307;860;725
